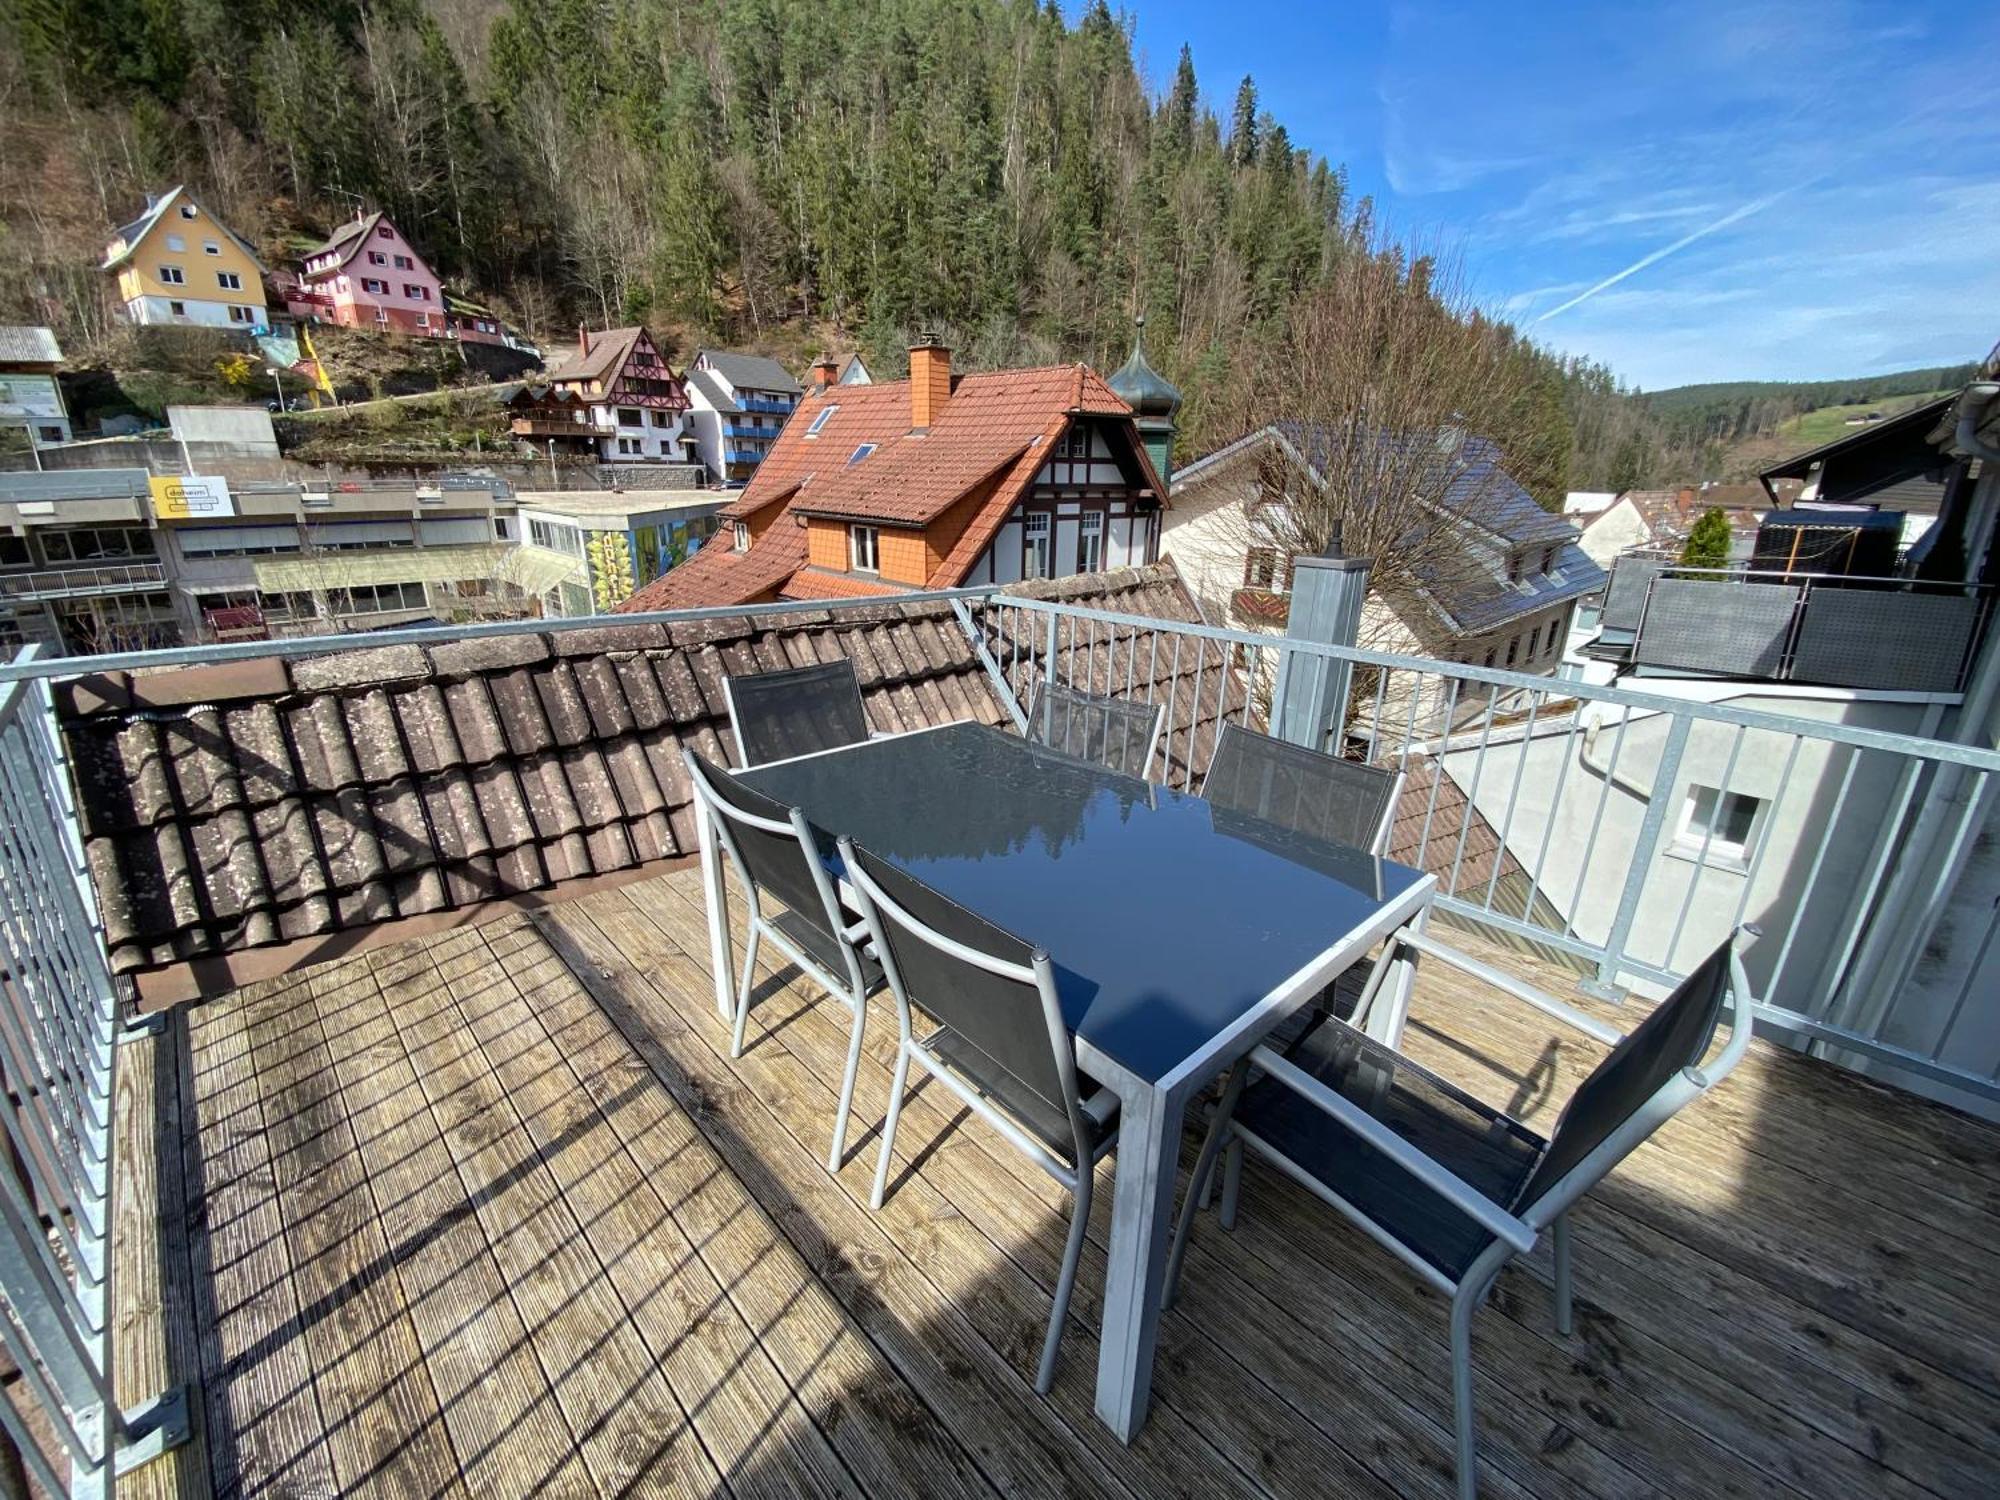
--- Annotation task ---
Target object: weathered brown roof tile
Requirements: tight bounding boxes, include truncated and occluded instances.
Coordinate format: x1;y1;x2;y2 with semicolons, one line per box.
291;644;429;693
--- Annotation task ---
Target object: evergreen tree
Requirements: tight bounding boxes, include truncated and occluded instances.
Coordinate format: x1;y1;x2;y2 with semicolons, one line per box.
1681;508;1734;570
1227;76;1257;168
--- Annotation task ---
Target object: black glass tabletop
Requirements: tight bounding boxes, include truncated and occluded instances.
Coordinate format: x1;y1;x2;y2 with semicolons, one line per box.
738;722;1428;1085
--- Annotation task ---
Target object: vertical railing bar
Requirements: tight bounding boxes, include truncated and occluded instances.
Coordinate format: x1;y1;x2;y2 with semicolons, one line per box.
1566;706;1632;939
0;999;97;1227
1367;664;1390;763
1526;702;1586;924
0;1172;108;1363
1482;688;1543;912
1728;733;1802;935
1395;663;1425;773
1937;891;1999;1061
1817;750;1925;1024
1188;637;1207;788
1594;711;1692;987
1416;677;1461;863
0;737;110;1071
0;1386;73;1500
0;1057;96;1284
1664;724;1746;971
1146;627;1160;714
0;884;95;1174
1766;743;1862;1006
0;1297;96;1464
1446;690;1502;899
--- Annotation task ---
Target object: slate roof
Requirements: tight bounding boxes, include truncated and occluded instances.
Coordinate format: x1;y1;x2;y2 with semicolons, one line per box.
695;350;803;396
58;564;1218;994
0;326;63;365
1424;541;1606;635
684;369;734;411
101;186;267;274
301;212;382;269
622;363;1152;611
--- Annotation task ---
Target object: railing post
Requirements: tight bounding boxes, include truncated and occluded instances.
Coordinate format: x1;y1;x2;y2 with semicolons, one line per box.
1582;711;1692;998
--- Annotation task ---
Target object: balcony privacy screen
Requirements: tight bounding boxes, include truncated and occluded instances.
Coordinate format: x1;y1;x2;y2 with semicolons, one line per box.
1600;557;1670;631
1790;590;1978;691
1634;579;1798;677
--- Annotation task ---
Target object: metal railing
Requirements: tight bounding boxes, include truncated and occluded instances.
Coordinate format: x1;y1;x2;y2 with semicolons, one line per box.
0;649;186;1494
962;592;2000;1116
0;563;168;602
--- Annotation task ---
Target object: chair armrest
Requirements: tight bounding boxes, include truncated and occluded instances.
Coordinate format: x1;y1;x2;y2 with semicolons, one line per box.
1245;1042;1538;1254
1397;930;1623;1047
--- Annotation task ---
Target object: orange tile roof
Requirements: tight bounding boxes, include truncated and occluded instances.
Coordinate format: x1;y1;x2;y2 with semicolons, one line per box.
776;568;909;601
623;362;1163;612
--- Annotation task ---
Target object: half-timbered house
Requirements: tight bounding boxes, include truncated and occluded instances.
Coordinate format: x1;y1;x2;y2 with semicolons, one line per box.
619;338;1170;609
519;326;694;463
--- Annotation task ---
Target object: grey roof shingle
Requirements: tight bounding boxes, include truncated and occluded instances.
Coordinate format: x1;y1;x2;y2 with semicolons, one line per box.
696;349;804;396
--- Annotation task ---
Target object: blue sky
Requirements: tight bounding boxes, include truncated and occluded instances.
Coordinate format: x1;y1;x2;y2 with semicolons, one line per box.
1113;1;2000;391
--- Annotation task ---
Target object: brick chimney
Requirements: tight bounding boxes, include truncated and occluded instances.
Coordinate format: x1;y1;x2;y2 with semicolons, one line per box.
578;327;590;356
810;354;839;393
910;336;951;432
1676;484;1697;510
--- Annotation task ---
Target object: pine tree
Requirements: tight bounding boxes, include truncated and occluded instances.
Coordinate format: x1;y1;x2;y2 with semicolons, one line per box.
1681;508;1734;570
1227;76;1257;168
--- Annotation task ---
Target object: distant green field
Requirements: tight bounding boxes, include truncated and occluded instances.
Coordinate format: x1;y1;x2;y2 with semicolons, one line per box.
1780;391;1953;448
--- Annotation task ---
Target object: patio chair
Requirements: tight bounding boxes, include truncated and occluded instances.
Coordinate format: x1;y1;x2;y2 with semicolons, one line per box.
1165;930;1755;1500
840;835;1120;1394
725;659;871;768
1202;722;1404;857
684;750;884;1173
1022;679;1166;779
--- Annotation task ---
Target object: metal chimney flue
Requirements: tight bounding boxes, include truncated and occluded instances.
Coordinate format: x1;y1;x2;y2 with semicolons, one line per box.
1271;524;1374;753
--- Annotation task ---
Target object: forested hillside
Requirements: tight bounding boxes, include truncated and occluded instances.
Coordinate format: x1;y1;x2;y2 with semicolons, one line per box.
1639;365;1976;447
0;0;1973;491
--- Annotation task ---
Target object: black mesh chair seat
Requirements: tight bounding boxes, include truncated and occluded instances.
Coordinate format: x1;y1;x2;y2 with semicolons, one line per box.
926;1026;1117;1160
1024;681;1164;778
1202;722;1401;855
769;907;883;991
1232;1018;1546;1280
726;659;871;768
1260;963;1372;1056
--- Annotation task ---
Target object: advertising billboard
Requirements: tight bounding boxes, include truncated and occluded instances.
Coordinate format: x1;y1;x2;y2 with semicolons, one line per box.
148;475;236;521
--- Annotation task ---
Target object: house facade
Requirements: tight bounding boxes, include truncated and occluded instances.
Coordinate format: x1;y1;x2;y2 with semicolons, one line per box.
512;490;727;616
0;326;73;445
1165;424;1604;687
682;350;804;485
293;213;446;335
518;327;693;464
620;340;1168;611
102;187;269;330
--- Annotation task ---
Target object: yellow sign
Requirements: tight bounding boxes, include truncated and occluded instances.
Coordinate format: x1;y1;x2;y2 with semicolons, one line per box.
148;475;234;520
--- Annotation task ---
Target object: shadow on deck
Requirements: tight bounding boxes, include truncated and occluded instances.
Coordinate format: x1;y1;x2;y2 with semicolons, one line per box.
111;866;2000;1500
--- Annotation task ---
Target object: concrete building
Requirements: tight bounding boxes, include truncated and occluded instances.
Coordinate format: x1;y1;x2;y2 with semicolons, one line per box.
0;464;534;652
511;490;727;616
101;187;269;330
682;350;802;485
0;326;73;446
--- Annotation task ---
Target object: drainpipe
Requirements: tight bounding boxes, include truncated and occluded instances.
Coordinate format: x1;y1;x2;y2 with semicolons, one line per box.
1272;524;1373;752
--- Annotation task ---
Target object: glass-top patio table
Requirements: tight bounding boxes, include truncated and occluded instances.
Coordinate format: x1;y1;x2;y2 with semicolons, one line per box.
699;720;1437;1441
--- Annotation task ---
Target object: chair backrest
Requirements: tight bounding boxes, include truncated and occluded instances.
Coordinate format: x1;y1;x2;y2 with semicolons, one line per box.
725;659;870;768
1024;680;1165;779
685;750;838;936
1201;722;1403;856
841;838;1090;1159
1512;938;1744;1223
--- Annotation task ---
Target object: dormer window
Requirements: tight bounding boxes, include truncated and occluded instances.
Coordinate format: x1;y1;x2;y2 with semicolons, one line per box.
805;405;837;437
849;525;879;573
1541;545;1559;573
732;522;749;552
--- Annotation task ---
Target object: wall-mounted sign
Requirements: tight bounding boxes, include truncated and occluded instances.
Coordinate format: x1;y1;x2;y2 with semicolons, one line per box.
148;475;234;521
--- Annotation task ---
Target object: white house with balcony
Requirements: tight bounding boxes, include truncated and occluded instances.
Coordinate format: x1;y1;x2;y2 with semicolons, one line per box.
682;350;803;486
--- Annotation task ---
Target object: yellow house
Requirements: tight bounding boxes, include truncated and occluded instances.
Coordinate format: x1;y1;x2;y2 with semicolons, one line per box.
102;186;269;331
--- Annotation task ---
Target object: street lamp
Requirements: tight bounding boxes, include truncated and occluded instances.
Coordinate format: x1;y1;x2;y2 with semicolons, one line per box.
547;438;558;489
265;366;286;411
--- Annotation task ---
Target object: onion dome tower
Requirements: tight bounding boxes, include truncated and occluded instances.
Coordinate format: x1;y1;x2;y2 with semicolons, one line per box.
1107;314;1182;487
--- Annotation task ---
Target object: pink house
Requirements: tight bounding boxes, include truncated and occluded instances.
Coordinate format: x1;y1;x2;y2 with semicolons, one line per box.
293;211;446;336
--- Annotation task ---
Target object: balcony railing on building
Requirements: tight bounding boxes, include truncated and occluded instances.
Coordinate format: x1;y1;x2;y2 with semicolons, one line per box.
1587;551;1994;693
0;562;167;603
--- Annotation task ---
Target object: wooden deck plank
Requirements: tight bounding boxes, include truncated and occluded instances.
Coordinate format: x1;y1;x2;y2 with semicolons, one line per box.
633;873;1651;1500
303;940;596;1498
597;881;1381;1500
110;1016;209;1500
378;930;721;1499
178;976;341;1500
250;958;468;1499
435;921;864;1500
536;897;1166;1500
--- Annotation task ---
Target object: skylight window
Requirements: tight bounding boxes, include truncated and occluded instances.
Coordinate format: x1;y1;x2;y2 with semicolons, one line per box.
848;443;876;465
805;404;838;437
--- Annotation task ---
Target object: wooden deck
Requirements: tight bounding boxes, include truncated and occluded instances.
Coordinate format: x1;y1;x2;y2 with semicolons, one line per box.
110;865;2000;1500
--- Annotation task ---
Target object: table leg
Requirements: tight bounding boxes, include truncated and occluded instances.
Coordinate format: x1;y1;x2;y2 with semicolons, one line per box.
695;799;734;1023
1366;901;1429;1045
1094;1077;1185;1442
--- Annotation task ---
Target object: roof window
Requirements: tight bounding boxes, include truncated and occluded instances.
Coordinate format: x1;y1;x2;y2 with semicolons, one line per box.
805;405;838;437
848;443;876;465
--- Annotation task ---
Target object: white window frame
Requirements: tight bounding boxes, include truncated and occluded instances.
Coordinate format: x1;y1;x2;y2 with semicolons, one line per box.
158;264;185;285
849;524;880;573
1671;783;1765;872
1078;510;1104;573
203;240;221;257
806;404;838;437
1023;511;1052;579
733;522;750;552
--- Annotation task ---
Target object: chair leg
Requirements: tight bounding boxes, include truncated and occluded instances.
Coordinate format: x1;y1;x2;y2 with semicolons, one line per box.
1552;1214;1574;1337
1166;1062;1250;1308
827;989;868;1173
1037;1171;1092;1394
869;1044;911;1211
729;925;761;1059
1449;1283;1481;1500
1219;1134;1244;1232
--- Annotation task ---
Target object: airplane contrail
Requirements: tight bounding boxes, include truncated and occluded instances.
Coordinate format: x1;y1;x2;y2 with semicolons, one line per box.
1532;186;1798;323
